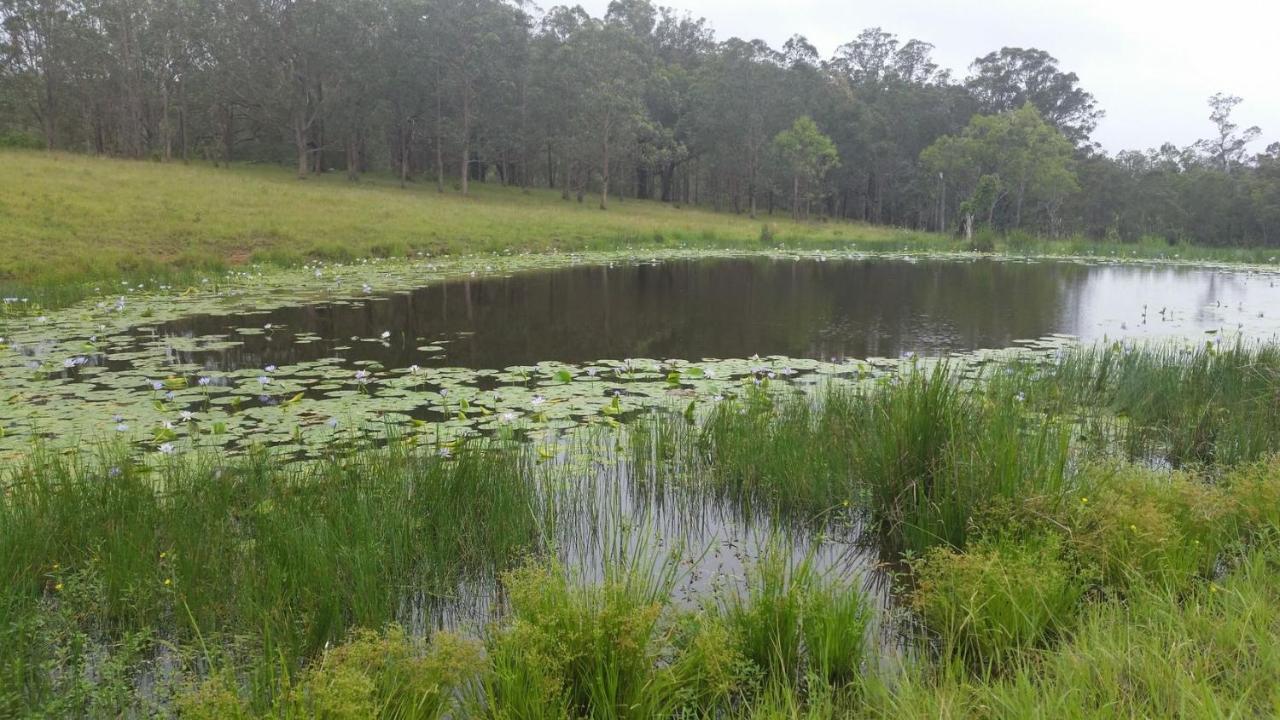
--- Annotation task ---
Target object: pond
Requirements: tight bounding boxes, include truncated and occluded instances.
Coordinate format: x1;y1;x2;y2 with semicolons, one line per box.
5;253;1280;652
148;256;1280;372
4;255;1279;462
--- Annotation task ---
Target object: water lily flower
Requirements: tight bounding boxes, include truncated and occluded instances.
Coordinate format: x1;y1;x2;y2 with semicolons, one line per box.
362;284;373;294
265;365;277;373
158;443;175;454
530;395;545;406
408;364;420;374
354;370;370;382
162;421;174;430
327;417;339;428
257;376;270;386
264;323;272;330
165;391;176;401
438;447;452;458
381;330;391;339
115;423;129;432
198;376;211;386
501;412;517;423
180;411;194;422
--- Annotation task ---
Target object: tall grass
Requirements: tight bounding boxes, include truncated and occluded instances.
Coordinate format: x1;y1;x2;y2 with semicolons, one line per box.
1026;341;1280;467
6;343;1280;715
0;439;550;714
635;365;1072;556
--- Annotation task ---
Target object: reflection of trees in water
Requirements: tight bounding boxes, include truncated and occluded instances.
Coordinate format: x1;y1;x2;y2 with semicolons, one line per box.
153;259;1138;372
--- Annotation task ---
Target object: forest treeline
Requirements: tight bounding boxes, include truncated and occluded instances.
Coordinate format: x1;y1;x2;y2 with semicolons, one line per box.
3;0;1279;245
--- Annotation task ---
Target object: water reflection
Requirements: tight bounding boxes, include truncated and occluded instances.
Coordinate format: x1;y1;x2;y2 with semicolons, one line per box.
149;257;1280;373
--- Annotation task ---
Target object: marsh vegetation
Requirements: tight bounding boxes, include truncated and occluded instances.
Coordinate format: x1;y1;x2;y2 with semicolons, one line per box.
5;336;1280;717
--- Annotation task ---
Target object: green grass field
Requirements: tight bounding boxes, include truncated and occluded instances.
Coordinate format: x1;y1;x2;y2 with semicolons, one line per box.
0;150;932;302
7;149;1277;311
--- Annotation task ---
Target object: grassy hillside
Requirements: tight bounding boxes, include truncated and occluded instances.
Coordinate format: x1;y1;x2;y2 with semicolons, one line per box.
0;151;932;303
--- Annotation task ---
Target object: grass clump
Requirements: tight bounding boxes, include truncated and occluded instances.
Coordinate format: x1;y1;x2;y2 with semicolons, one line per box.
723;544;872;688
177;627;483;719
865;539;1280;718
1069;465;1234;591
909;533;1085;667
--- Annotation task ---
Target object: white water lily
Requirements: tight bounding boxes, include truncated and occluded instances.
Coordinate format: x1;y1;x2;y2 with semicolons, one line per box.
381;330;391;339
530;395;546;406
158;442;175;454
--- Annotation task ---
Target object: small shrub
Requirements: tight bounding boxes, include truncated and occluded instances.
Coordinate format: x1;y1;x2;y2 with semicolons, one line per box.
175;673;252;720
1004;230;1036;253
967;229;996;253
1223;456;1280;535
1072;467;1228;592
288;626;482;720
484;559;678;719
0;131;43;149
910;533;1084;666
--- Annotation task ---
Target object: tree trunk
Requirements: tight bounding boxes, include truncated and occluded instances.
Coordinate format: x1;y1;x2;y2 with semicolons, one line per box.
459;81;470;196
399;122;410;189
600;131;610;210
293;110;310;179
434;76;445;192
221;104;233;167
792;175;800;220
346;135;359;181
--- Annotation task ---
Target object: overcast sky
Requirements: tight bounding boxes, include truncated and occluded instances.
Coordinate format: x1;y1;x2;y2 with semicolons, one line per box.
577;0;1278;155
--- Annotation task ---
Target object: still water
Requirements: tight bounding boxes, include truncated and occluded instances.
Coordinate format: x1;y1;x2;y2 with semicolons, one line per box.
155;256;1280;371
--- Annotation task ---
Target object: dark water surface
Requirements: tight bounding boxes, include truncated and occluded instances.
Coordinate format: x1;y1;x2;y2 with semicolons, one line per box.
154;257;1280;371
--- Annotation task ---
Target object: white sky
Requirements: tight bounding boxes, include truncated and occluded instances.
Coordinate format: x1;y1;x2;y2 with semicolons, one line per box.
577;0;1279;155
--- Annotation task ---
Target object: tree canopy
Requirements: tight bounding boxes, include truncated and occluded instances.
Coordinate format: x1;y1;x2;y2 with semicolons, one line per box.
1;0;1276;245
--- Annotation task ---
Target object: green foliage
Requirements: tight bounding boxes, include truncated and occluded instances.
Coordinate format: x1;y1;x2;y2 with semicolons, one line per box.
484;554;685;719
0;131;42;149
910;533;1085;666
923;104;1078;233
1070;465;1235;591
868;541;1280;718
772;116;841;218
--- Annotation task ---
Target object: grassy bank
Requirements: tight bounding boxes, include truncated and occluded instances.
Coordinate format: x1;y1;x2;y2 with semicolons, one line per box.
4;342;1280;716
0;150;931;307
4;150;1277;310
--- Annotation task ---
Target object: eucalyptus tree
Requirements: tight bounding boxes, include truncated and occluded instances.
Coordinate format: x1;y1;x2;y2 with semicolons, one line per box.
772;114;839;219
966;47;1102;146
922;103;1077;234
1198;93;1261;174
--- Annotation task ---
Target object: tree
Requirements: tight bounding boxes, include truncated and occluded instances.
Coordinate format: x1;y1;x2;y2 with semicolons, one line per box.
966;47;1102;145
772;115;839;219
1197;93;1260;174
923;103;1077;234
